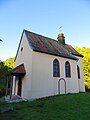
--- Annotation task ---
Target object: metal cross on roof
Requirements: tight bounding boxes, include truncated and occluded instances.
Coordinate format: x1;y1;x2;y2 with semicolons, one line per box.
59;26;62;32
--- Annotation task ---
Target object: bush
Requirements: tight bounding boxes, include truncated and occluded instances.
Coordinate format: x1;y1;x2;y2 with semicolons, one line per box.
85;85;90;92
0;86;6;98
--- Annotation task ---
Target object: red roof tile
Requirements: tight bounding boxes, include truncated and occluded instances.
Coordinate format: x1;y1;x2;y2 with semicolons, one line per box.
15;30;83;62
11;64;26;76
24;30;83;60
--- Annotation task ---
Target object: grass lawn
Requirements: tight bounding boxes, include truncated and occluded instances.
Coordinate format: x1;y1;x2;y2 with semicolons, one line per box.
0;92;90;120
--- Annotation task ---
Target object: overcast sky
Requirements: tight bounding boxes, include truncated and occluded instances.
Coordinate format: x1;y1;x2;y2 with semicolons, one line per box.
0;0;90;61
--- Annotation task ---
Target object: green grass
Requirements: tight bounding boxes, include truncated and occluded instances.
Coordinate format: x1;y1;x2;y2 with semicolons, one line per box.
0;93;90;120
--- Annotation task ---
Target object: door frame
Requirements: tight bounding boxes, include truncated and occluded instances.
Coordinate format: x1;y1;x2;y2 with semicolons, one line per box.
58;78;66;94
17;77;22;96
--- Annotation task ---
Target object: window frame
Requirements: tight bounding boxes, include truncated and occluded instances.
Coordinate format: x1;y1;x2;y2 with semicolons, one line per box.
77;65;80;79
65;61;71;77
53;59;60;77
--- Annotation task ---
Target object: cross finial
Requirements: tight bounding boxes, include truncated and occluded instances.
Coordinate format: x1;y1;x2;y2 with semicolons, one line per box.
59;26;62;32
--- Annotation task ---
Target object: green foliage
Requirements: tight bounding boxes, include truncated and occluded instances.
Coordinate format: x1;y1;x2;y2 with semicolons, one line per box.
0;93;90;120
0;86;6;98
0;57;15;97
75;47;90;89
4;57;15;70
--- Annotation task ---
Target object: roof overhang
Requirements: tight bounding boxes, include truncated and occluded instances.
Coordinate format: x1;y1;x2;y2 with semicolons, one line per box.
71;53;84;58
11;64;26;77
33;48;78;61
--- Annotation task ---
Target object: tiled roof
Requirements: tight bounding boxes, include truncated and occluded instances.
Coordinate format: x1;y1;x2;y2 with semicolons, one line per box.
24;30;83;60
11;64;26;76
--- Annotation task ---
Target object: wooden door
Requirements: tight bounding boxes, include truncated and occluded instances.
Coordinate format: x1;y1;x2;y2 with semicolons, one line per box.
17;78;22;96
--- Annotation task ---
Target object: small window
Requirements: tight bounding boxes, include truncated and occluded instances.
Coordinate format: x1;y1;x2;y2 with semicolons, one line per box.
65;61;71;77
77;65;80;79
53;59;60;77
21;47;23;52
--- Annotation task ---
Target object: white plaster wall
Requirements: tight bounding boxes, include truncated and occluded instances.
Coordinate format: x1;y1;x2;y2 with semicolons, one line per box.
31;52;55;99
31;51;80;99
12;76;19;95
65;60;79;93
75;56;85;92
60;58;79;94
15;78;18;95
12;76;15;95
13;32;85;99
13;32;33;99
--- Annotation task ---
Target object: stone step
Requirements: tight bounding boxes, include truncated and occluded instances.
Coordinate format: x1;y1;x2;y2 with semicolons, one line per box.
0;106;13;113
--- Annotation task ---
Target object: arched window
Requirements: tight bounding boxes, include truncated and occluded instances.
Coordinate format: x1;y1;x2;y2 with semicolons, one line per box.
77;65;80;79
65;61;71;77
53;59;60;77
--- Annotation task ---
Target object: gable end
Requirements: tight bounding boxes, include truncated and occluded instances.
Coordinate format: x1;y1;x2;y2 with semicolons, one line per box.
15;30;33;61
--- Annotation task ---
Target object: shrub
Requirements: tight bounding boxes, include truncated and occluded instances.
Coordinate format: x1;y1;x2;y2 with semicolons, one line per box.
0;86;6;98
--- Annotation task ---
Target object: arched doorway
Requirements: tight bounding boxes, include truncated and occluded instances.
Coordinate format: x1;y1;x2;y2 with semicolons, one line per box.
11;64;26;97
58;78;66;94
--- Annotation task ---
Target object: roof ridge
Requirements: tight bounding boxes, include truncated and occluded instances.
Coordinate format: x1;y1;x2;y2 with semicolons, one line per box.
15;29;83;61
24;29;58;42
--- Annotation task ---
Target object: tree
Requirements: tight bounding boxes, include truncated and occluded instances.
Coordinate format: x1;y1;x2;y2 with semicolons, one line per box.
75;47;90;90
0;57;15;97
